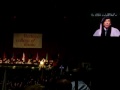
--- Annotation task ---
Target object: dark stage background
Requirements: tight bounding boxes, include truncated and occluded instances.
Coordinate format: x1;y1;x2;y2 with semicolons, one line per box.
0;3;120;65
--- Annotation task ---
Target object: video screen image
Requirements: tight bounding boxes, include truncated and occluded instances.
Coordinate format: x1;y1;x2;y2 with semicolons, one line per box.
89;12;120;37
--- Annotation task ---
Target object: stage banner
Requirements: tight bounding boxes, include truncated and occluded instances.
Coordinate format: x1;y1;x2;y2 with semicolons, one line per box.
13;33;42;48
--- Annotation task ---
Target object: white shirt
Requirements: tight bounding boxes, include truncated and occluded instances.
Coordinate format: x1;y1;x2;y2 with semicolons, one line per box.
104;27;108;36
71;81;90;90
93;27;120;37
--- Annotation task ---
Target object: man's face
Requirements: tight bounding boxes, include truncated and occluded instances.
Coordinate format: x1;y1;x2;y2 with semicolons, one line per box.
103;19;111;29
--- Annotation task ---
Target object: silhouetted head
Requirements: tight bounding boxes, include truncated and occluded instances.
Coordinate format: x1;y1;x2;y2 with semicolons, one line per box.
56;79;72;90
